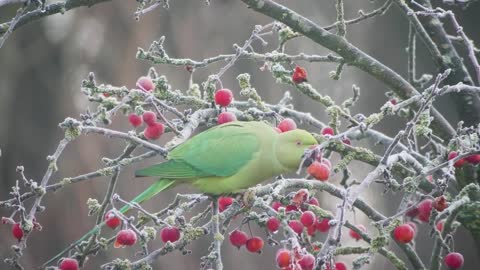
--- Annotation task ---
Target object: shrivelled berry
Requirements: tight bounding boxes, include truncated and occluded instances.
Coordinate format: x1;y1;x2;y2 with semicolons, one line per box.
217;112;237;124
417;199;433;223
59;258;79;270
104;210;121;229
229;230;248;248
433;195;448;212
266;217;280;233
298;253;315;270
288;220;304;235
278;118;297;132
321;127;334;136
128;114;143;127
436;220;445;232
307;161;330;181
444;252;464;269
214;89;233;107
292;66;308;84
316;218;331;232
342;137;351;145
218;197;234;212
115;229;137;246
465;154;480;164
448;151;465;168
349;224;366;241
393;224;415;243
276;249;292;268
12;223;23;241
142;111;157;126
245;236;264;253
136;76;154;92
160;226;181;243
300;211;316;227
144;123;164;140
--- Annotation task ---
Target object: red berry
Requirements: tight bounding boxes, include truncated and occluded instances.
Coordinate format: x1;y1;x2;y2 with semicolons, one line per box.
448;151;465;168
390;98;397;105
136;76;154;92
272;201;283;211
217;112;237;124
276;249;292;268
300;211;316;227
321;127;334;136
349;224;366;241
393;224;415;243
285;205;299;212
436;220;445;232
417;199;433;223
12;223;23;241
214;89;233;107
307;197;319;207
104;210;121;229
160;226;181;243
316;218;331;232
144;123;164;140
142;111;157;126
433;195;448;212
307;161;330;181
342;137;351;145
465;154;480;164
115;229;137;246
406;222;417;234
229;230;248;248
292;66;308;84
335;262;348;270
245;236;264;253
266;217;280;233
218;197;234;212
306;225;316;236
278;118;297;132
298;253;315;270
288;220;304;235
128;113;143;127
405;204;419;218
444;252;464;269
59;258;79;270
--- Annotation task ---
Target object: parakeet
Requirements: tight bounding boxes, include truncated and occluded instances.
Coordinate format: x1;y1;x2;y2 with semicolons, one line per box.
46;121;317;265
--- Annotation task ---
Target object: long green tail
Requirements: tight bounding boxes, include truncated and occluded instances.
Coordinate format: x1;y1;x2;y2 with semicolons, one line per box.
43;179;175;267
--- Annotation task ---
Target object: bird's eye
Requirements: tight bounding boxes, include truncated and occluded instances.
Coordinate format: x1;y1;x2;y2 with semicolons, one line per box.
296;140;302;146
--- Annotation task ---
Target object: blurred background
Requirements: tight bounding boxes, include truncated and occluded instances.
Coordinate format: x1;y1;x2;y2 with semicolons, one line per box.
1;0;479;269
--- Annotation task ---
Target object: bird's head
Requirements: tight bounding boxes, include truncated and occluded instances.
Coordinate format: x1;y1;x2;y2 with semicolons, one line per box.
275;129;318;170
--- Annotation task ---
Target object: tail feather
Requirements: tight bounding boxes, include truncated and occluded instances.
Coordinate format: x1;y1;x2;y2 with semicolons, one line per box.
42;179;175;267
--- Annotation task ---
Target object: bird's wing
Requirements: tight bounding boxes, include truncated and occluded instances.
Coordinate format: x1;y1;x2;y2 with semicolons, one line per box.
136;122;260;178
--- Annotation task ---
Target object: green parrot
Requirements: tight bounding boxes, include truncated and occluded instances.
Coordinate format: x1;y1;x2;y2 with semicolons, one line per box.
45;121;317;266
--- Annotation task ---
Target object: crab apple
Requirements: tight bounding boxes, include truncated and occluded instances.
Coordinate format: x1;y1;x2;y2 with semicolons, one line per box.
266;217;281;233
160;226;181;243
142;111;157;126
12;223;23;241
136;76;154;92
292;66;308;84
229;230;248;248
300;211;316;227
289;220;304;235
272;201;283;211
393;224;415;243
298;253;315;270
316;218;331;233
321;127;334;136
218;197;234;212
448;151;465;168
115;229;137;246
104;210;121;229
128;113;143;127
59;258;79;270
214;88;233;107
436;220;445;232
278;118;297;132
465;154;480;165
444;252;464;269
433;195;448;212
307;161;330;181
349;224;366;241
217;111;237;124
276;249;292;268
144;123;164;140
246;236;264;253
417;199;433;223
